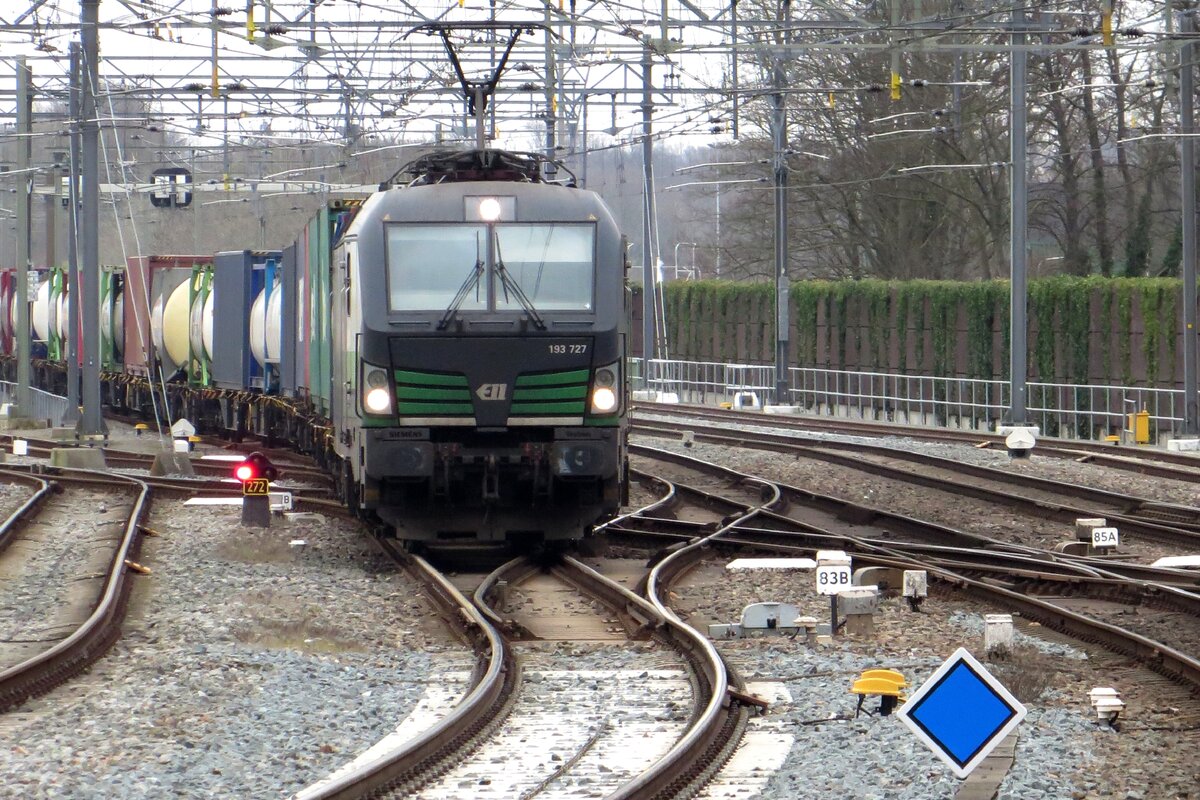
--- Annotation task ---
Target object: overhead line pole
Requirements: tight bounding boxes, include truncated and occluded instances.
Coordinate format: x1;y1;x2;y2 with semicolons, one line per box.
772;13;790;406
80;0;107;439
14;57;32;422
64;42;81;427
641;41;657;392
1181;10;1199;435
1008;6;1029;427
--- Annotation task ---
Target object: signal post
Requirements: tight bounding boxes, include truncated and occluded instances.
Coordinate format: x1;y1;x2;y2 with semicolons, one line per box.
235;452;276;528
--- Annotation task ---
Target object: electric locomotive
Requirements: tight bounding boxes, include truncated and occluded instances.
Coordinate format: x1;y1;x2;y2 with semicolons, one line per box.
329;149;629;546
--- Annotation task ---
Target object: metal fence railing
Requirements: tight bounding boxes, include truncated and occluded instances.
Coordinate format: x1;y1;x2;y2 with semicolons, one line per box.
0;381;69;427
632;358;1186;442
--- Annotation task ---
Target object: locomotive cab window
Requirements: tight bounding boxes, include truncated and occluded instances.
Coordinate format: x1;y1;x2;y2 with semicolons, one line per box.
387;224;488;312
386;222;595;313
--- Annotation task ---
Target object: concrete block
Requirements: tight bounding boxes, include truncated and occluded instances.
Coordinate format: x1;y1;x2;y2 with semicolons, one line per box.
839;586;880;615
985;613;1014;653
844;613;875;638
763;405;801;415
854;566;903;590
1055;541;1089;556
150;452;196;477
1168;439;1200;452
902;570;928;598
50;427;77;441
1075;517;1106;542
50;447;107;469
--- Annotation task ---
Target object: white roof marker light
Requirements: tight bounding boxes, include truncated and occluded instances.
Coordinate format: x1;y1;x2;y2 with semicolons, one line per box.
478;197;502;221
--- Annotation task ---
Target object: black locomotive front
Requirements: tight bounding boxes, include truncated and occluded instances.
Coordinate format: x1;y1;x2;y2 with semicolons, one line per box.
342;151;628;546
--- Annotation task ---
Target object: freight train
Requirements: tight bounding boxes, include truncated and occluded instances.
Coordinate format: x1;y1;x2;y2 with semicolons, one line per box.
6;148;631;548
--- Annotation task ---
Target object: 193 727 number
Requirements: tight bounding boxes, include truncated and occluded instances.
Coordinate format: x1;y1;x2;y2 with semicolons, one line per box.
548;344;587;355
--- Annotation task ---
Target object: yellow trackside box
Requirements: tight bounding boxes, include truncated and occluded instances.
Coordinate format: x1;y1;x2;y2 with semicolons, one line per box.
1127;410;1150;444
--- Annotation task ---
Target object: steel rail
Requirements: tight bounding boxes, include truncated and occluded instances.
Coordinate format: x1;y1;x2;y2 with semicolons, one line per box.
618;448;1200;694
636;402;1200;480
605;468;781;799
631;419;1200;548
0;471;149;712
0;468;53;556
291;546;513;800
629;448;1200;590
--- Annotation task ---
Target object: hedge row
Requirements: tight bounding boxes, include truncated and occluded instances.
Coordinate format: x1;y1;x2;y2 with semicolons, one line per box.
658;277;1184;386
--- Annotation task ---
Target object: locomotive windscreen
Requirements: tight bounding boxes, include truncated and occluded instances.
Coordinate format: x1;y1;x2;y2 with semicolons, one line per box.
386;222;596;313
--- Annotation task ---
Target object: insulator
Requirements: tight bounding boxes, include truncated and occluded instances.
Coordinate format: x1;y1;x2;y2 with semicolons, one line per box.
185;82;205;92
1144;79;1158;89
264;24;287;35
1121;28;1144;38
866;84;884;93
910;79;926;88
1073;27;1093;37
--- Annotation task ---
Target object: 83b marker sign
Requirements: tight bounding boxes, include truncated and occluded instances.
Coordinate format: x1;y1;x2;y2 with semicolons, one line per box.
816;565;852;595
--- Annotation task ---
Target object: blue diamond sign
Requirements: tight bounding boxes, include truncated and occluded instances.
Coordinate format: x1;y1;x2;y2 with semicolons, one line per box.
896;647;1027;779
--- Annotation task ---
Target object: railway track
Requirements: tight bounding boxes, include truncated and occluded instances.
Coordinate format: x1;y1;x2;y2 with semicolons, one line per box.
0;431;332;485
292;538;757;799
635;401;1200;484
606;445;1200;704
0;469;150;713
631;413;1200;552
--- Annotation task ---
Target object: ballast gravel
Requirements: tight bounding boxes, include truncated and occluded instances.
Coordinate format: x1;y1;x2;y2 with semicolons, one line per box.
0;503;473;799
0;413;1197;799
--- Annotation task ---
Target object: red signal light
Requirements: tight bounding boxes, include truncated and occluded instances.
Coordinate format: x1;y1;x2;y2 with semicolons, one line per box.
233;451;278;483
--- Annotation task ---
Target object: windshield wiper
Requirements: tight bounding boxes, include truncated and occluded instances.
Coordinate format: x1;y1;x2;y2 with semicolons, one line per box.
494;237;546;330
437;257;484;330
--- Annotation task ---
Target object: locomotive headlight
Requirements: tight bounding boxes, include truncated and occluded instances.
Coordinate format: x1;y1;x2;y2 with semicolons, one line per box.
362;365;392;414
591;386;618;413
478;197;503;222
589;362;621;414
365;387;392;414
